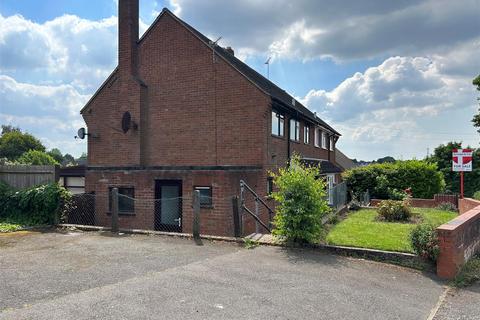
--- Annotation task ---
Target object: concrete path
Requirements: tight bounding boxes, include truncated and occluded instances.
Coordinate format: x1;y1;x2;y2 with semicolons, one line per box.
0;230;473;319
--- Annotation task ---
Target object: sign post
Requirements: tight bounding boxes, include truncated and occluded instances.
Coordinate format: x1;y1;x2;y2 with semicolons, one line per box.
452;149;473;198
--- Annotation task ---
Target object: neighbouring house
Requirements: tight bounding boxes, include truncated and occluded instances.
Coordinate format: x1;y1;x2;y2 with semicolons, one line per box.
59;165;86;194
80;0;342;236
335;149;357;171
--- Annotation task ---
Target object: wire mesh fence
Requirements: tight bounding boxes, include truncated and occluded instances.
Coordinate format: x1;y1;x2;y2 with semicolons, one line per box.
61;193;96;225
60;190;242;236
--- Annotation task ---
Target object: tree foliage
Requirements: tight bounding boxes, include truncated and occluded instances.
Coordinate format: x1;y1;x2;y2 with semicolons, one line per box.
17;150;58;165
427;142;480;197
270;154;331;243
0;129;45;160
343;160;445;199
471;75;480;132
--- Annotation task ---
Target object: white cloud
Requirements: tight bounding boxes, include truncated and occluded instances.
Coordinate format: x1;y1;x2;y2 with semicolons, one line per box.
0;75;88;155
171;0;480;64
301;56;476;122
299;55;479;159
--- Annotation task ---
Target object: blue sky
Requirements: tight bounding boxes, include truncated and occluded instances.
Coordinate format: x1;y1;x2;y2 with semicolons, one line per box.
0;0;479;160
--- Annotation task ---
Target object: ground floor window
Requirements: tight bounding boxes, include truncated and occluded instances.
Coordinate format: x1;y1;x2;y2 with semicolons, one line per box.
109;187;135;214
194;186;213;207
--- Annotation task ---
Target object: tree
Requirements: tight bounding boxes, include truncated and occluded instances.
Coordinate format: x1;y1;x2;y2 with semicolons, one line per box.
77;152;87;162
428;142;480;197
17;150;58;165
376;156;395;164
1;125;20;135
0;130;45;160
63;153;76;166
47;148;64;164
471;75;480;132
270;154;331;243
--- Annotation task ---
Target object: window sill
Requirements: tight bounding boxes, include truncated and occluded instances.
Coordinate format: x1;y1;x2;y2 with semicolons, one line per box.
107;211;136;216
200;205;214;209
271;134;285;140
290;140;301;144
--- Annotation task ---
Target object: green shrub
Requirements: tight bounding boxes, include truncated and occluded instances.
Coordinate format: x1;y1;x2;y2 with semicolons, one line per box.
377;199;413;222
17;150;58;165
343;160;445;200
0;183;71;226
473;191;480;201
453;256;480;287
271;154;331;244
436;202;457;212
410;224;440;262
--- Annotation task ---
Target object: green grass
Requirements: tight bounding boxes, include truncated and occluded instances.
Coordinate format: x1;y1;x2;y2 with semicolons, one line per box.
326;208;457;253
0;221;24;233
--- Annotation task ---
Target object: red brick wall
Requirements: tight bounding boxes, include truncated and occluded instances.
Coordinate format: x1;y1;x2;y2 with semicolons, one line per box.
137;14;269;167
459;198;480;214
437;200;480;279
370;194;458;209
85;169;264;236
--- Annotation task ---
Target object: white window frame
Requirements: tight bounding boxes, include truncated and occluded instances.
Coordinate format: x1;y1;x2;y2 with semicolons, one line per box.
289;119;300;142
329;136;334;151
271;111;284;137
321;131;327;149
314;128;320;147
304;126;310;144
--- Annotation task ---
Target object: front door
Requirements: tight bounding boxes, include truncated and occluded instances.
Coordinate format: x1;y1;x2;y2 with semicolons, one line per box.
154;180;182;232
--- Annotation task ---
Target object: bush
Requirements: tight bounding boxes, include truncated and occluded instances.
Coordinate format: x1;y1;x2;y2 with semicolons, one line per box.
377;199;413;222
271;154;331;244
0;183;71;226
410;224;440;262
453;256;480;287
343;160;445;200
436;202;457;212
17;150;58;165
473;191;480;201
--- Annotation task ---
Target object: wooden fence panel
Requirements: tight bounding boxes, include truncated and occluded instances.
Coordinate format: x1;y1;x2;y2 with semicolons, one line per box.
0;165;59;189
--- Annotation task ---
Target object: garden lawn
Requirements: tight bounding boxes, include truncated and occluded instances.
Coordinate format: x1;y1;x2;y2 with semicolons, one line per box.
0;221;24;233
326;208;457;253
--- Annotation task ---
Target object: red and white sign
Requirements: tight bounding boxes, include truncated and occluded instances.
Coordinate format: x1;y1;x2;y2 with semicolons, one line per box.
452;149;473;172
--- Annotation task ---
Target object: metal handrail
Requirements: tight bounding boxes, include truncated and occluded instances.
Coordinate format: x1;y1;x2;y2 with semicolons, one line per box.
239;180;273;233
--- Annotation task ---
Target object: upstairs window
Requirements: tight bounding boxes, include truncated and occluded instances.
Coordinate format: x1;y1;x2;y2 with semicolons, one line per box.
315;128;320;147
272;111;284;137
329;136;334;151
304;126;310;144
321;131;328;149
289;119;300;141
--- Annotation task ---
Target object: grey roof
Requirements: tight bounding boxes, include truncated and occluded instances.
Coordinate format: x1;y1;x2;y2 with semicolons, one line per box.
301;158;343;174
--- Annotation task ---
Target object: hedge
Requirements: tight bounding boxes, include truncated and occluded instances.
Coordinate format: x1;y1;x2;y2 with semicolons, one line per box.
343;160;445;200
0;181;71;226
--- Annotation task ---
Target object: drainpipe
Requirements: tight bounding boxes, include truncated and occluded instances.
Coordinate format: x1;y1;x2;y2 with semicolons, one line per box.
287;115;290;165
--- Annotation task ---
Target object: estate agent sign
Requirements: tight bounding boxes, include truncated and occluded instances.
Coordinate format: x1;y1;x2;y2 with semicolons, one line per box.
452;148;473;198
452;149;473;172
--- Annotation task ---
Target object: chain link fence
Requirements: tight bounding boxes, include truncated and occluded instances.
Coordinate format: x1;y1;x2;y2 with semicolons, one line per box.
61;190;239;236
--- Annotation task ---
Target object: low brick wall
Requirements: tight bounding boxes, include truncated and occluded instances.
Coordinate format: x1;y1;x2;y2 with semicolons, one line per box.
459;197;480;214
370;194;458;209
436;198;480;279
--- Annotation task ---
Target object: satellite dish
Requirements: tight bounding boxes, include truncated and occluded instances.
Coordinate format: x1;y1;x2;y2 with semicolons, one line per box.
121;111;132;133
77;127;87;139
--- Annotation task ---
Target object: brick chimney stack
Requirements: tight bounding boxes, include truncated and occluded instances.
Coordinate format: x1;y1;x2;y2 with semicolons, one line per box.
118;0;139;77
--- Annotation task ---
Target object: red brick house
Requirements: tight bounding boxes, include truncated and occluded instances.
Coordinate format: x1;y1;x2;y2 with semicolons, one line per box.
80;0;342;236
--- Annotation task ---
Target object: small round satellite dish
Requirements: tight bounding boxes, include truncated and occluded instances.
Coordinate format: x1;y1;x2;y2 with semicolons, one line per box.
121;111;131;133
77;127;86;139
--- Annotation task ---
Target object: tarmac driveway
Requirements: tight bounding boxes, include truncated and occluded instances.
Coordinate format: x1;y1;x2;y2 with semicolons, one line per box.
0;230;473;319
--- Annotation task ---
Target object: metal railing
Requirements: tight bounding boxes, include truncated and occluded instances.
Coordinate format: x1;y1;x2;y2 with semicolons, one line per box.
328;182;347;211
239;180;274;234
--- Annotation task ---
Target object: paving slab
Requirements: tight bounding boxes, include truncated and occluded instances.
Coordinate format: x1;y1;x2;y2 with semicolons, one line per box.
433;284;480;320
